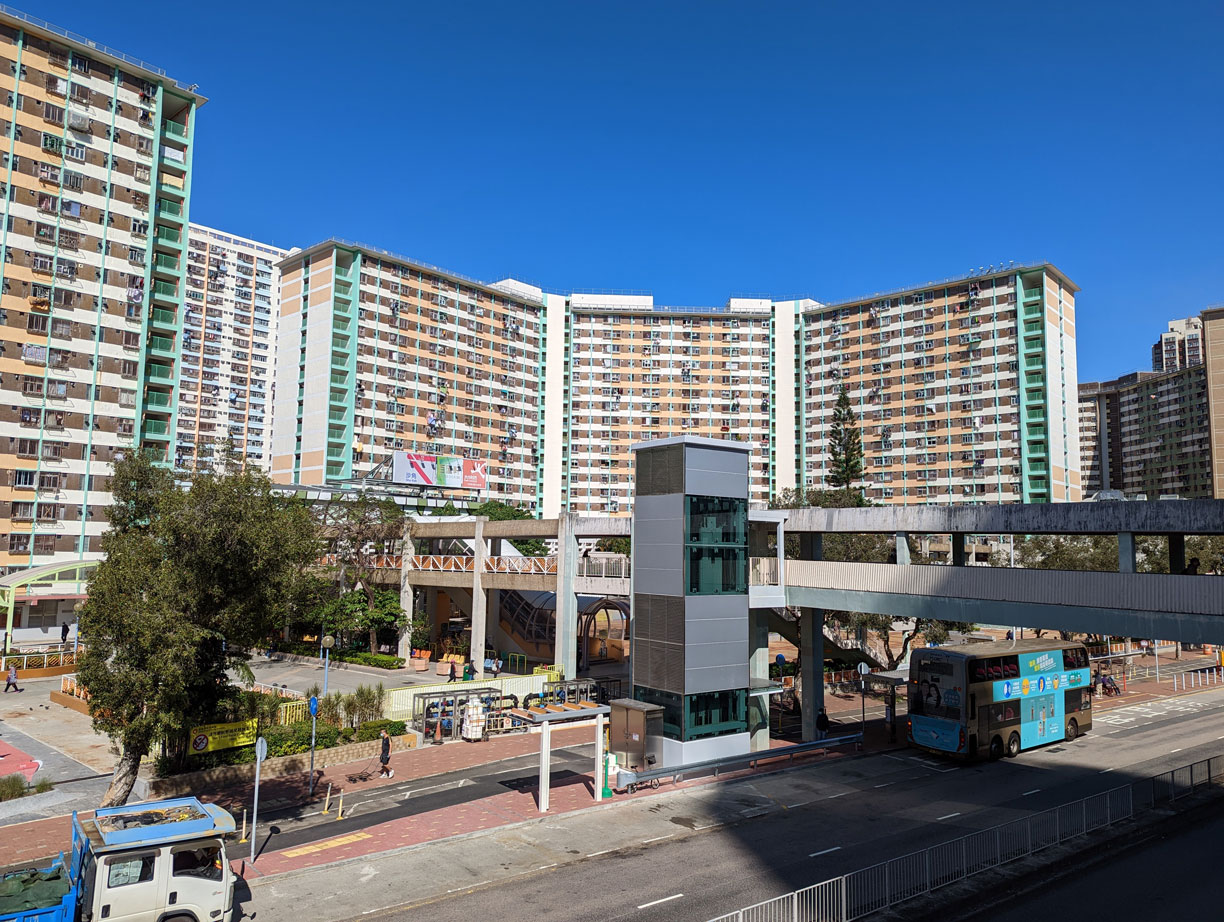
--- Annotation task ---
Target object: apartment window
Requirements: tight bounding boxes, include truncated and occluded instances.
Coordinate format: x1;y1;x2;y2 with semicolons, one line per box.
33;535;57;555
8;534;30;554
62;170;84;192
65;142;86;162
43;102;65;124
120;360;138;378
27;314;48;334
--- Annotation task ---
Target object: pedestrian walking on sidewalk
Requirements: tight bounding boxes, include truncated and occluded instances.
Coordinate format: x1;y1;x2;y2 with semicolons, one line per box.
378;728;394;779
60;621;69;646
816;708;830;740
447;661;458;683
491;657;501;678
4;663;21;693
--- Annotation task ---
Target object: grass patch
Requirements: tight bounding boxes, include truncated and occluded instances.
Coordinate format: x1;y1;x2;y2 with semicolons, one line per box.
0;774;28;801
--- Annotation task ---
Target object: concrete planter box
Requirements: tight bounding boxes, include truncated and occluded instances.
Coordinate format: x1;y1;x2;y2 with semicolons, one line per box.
135;730;422;800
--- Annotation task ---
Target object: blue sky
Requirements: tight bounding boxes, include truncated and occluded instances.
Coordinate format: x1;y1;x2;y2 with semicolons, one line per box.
30;0;1223;380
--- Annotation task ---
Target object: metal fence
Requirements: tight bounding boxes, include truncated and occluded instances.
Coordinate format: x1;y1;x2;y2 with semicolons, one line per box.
706;755;1224;922
2;648;82;671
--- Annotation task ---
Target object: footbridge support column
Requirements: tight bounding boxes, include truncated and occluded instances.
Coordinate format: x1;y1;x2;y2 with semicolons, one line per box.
471;518;488;678
797;531;824;743
397;524;418;661
555;513;579;679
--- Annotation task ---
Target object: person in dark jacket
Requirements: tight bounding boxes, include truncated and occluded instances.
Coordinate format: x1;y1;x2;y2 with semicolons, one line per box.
61;621;69;646
447;661;458;683
816;708;830;740
378;728;394;778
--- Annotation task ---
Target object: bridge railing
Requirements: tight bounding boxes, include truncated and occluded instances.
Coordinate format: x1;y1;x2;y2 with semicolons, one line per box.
485;556;557;575
409;554;476;573
705;753;1224;922
575;557;631;579
750;556;780;585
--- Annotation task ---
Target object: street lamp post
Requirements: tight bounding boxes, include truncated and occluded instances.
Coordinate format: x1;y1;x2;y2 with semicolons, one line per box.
309;635;335;798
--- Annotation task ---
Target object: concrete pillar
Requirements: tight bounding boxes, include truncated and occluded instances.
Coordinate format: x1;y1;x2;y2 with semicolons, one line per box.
594;712;606;802
800;607;824;742
799;532;823;562
1169;534;1186;575
538;719;552;813
749;608;771;751
471;518;488;678
397;523;417;661
555;513;579;679
1118;532;1136;574
952;533;966;567
895;532;911;565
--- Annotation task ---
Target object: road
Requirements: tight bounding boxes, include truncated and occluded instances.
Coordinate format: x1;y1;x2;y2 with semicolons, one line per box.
244;686;1224;922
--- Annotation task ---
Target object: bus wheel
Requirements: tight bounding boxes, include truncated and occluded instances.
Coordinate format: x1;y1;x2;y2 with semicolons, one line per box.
1065;718;1078;742
988;736;1004;761
1006;732;1021;758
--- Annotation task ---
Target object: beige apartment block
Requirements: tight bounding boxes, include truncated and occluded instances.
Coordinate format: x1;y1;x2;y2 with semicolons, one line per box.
0;10;202;573
1202;307;1224;499
269;241;544;511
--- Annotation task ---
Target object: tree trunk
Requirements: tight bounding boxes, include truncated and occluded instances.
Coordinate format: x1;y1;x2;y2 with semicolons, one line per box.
369;626;378;654
101;743;144;807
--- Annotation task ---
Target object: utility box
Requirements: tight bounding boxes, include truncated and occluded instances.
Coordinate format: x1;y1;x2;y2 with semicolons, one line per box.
609;698;663;772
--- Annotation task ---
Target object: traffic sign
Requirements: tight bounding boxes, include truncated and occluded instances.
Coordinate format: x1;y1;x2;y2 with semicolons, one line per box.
857;662;870;676
309;695;318;717
255;736;268;763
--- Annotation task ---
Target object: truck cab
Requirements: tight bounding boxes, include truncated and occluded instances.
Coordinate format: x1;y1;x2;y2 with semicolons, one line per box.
0;797;236;922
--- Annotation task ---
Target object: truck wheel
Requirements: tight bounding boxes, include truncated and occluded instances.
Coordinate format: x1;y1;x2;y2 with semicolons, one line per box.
1006;732;1021;758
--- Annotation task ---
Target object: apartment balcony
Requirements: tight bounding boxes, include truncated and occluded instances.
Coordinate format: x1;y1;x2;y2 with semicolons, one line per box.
154;225;183;252
160;145;188;173
142;419;171;440
161;119;188;142
150;307;178;331
157;199;185;226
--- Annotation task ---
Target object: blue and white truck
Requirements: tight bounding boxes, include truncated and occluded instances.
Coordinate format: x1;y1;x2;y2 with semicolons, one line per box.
0;796;237;922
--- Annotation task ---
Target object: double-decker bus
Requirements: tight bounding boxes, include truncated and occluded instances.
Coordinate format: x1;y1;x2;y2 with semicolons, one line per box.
907;639;1092;760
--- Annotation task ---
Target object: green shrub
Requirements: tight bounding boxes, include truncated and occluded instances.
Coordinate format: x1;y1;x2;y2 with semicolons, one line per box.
34;777;54;794
339;652;404;669
0;774;28;801
354;719;407;742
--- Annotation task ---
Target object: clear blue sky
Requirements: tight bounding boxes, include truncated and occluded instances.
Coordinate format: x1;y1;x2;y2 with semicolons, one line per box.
30;0;1223;380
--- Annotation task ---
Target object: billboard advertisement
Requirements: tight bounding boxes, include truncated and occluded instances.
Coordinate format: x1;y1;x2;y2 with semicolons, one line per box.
391;452;487;490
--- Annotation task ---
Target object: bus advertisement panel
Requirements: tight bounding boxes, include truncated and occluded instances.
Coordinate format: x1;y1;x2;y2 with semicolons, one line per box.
994;648;1089;748
908;649;967;755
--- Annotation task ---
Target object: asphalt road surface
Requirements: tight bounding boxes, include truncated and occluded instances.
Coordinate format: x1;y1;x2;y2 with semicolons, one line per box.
297;688;1224;922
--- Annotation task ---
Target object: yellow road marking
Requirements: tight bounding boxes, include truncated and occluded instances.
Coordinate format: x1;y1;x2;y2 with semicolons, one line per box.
281;831;372;858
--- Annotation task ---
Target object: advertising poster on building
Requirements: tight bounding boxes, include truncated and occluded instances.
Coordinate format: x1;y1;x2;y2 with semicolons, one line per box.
190;719;258;753
392;452;487;490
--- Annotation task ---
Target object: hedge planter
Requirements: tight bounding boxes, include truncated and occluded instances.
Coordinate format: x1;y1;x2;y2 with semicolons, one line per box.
136;730;423;800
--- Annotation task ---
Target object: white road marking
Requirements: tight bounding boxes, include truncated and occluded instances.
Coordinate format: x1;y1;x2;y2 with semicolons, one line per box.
937;812;961;821
694;821;725;830
827;792;848;799
810;846;842;857
1023;789;1041;796
786;800;813;808
642;834;674;844
537;863;557;870
874;782;894;788
1170;748;1183;753
586;849;613;858
1099;768;1114;774
638;894;684;910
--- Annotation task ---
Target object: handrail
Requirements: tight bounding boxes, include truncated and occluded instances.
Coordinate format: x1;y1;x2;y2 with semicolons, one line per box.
616;732;863;792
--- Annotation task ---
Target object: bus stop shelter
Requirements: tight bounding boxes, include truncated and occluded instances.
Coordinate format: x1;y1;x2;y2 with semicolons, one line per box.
510;701;611;812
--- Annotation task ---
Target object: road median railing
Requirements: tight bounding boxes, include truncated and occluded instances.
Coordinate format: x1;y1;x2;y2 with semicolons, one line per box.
706;753;1224;922
616;733;863;794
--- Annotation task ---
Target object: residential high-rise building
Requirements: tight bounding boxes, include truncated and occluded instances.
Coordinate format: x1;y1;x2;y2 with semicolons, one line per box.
272;244;1081;512
553;296;782;516
1201;307;1224;499
1152;316;1204;372
1078;368;1211;498
178;224;287;471
269;241;544;509
0;9;202;572
797;265;1082;504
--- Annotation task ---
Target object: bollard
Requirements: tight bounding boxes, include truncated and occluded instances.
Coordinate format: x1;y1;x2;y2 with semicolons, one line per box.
239;808;248;844
336;793;344;820
322;783;332;815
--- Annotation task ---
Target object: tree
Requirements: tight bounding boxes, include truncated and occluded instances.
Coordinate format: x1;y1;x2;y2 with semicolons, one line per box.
596;537;631;556
994;534;1119;573
468;500;547;557
825;385;863;489
78;451;319;805
315;492;404;651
